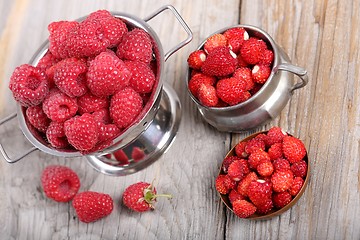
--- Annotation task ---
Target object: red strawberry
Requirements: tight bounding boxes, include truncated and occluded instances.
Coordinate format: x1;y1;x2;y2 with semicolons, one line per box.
26;105;51;133
131;147;145;162
223;27;249;54
228;160;245;181
248;149;270;169
244;137;266;155
233;67;254;91
216;77;250;105
271;169;294;192
201;46;238;77
198;84;219;107
77;92;109;115
187;50;207;69
282;136;307;163
113;149;129;164
232;199;257;218
237;172;258;197
237;54;249;68
259;49;274;66
247;179;273;207
272;191;292;209
239;159;250;175
256;198;273;214
273;158;291;171
251;64;271;84
228;189;245;204
41;165;80;202
216;174;236;194
222;156;241;173
123;182;172;212
291;160;308;178
289;177;304;196
72;191;113;223
125;60;156;94
188;73;216;98
268;142;283;160
203;34;228;54
240;37;268;65
234;141;248;158
257;160;274;177
46;121;69;149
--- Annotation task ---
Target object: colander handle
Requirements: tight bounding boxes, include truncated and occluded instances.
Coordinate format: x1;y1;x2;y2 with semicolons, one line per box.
144;5;193;61
0;112;37;163
276;63;309;93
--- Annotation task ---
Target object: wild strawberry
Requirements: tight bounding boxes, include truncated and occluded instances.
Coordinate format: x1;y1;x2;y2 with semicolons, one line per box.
249;83;263;95
232;199;257;218
259;49;274;66
251;64;271;84
233;67;254;91
131;147;145;162
198;84;219;107
216;77;250;105
237;54;249;68
234;141;248;158
291;160;308;178
41;165;80;202
271;169;294;192
256;199;273;214
240;37;268;65
216;174;236;194
228;189;245;204
237;172;258;197
272;191;292;209
203;34;228;54
77;92;109;115
42;89;78;122
244;138;266;155
257;160;274;177
72;191;113;223
266;127;287;146
273;158;291;171
201;46;238;77
248;149;270;169
247;179;272;207
228;160;245;181
187;50;207;70
125;60;156;94
123;182;172;212
188;73;216;98
282;136;307;163
222;155;241;173
26;105;51;133
289;177;304;196
268;142;283;160
239;159;250;175
46;121;69;149
110;87;143;129
223;27;249;54
254;133;269;143
113;149;129;164
9;64;49;107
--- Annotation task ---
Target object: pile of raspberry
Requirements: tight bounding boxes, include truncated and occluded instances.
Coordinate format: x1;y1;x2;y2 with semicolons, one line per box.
187;27;274;107
8;10;157;153
215;127;308;218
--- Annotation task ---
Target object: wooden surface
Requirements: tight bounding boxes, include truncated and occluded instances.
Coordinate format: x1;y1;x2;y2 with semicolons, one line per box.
0;0;359;239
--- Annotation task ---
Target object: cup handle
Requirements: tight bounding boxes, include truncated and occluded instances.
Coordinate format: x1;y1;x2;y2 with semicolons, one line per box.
276;63;309;93
0;112;37;163
143;5;193;61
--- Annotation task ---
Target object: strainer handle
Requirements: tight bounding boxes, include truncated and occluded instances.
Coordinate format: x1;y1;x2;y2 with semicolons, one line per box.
0;112;37;163
276;63;309;93
144;5;193;61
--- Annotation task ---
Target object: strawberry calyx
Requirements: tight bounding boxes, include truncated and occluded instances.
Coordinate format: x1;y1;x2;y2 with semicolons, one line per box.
140;184;172;209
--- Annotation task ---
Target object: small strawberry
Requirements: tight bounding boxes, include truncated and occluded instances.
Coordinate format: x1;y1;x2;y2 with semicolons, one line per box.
113;149;129;164
237;172;258;197
239;159;250;176
228;189;245;204
222;156;242;173
256;198;273;214
216;174;236;194
198;84;219;107
201;46;238;77
72;191;113;223
248;149;270;169
252;64;271;84
291;160;308;178
223;27;249;54
289;177;304;196
240;37;268;65
257;160;274;177
203;34;228;54
228;160;245;181
26;105;51;133
123;182;172;212
41;165;80;202
216;77;250;105
272;191;292;209
268;142;283;160
237;54;249;68
259;49;274;66
232;199;257;218
282;136;307;163
233;67;254;91
273;158;291;171
131;147;145;162
188;73;216;98
271;169;294;192
187;50;207;70
247;179;272;207
266;127;287;146
234;141;248;158
244;138;266;155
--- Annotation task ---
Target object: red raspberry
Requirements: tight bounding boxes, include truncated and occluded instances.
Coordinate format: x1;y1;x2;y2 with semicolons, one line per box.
233;67;254;91
273;158;291;171
260;49;274;66
240;37;268;65
247;179;273;207
234;141;248;158
252;64;271;84
53;57;88;97
72;191;113;223
291;160;308;178
232;199;257;218
48;21;79;58
87;51;131;97
198;84;219;107
216;77;250;105
282;136;307;163
203;34;228;54
26;105;50;133
244;137;266;155
36;51;61;80
64;113;99;151
289;177;304;196
201;46;238;77
257;160;274;177
131;147;146;162
41;165;80;202
187;50;207;70
248;149;270;169
42;89;78;122
46;121;69;149
228;160;246;181
268;142;283;160
216;174;235;194
256;198;273;214
125;60;155;94
266;127;287;146
228;189;245;204
92;108;111;124
110;87;143;129
117;28;153;64
77;92;109;114
271;169;294;192
9;64;49;107
272;191;292;209
97;122;121;143
223;27;249;54
222;155;241;173
237;172;258;197
188;73;216;98
113;149;129;164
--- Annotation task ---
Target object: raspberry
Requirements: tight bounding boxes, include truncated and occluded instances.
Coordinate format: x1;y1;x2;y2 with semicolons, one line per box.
266;127;287;146
232;199;257;218
289;177;304;196
228;189;245;204
72;191;113;223
110;87;143;129
216;174;235;194
272;191;292;209
245;137;266;155
268;142;283;160
48;21;79;58
271;169;294;192
87;51;131;97
42;89;78;122
125;60;155;94
92;108;111;124
53;57;88;97
247;179;272;207
248;149;270;169
187;50;206;69
198;84;218;107
216;77;250;105
257;160;274;177
64;113;99;151
203;34;228;54
77;92;109;114
291;160;308;178
131;147;146;162
222;155;241;173
113;149;129;164
36;51;61;81
46;121;69;149
233;67;254;91
237;172;258;197
282;136;307;163
240;37;268;65
41;165;80;202
259;49;274;66
252;64;271;84
188;73;216;98
97;122;121;143
116;28;153;64
26;105;50;133
223;27;249;54
234;141;248;158
228;160;245;181
201;46;238;77
273;158;291;171
9;64;49;107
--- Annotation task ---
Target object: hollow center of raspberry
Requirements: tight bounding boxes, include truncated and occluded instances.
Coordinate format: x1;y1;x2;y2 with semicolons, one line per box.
59;180;71;193
27;77;41;90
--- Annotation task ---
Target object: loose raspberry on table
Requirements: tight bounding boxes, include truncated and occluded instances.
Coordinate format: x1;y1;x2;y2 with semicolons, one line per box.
125;60;156;94
233;67;254;91
237;172;258;197
42;89;78;122
188;73;216;98
271;169;294;192
77;92;109;115
201;46;238;77
282;135;307;163
291;160;308;178
240;37;268;65
187;50;207;70
197;84;219;107
272;191;292;209
252;64;271;84
203;33;228;54
46;121;69;149
223;27;249;54
232;199;257;218
216;77;250;105
26;105;51;133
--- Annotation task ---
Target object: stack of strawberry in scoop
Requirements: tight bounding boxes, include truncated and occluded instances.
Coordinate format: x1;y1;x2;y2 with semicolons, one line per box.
8;10;157;153
187;27;274;107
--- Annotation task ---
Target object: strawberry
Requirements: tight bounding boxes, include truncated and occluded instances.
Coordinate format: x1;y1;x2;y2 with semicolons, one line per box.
237;54;249;68
233;67;254;91
187;50;207;70
251;64;271;84
247;179;272;207
228;189;245;204
248;149;270;169
282;136;307;163
273;158;291;171
244;137;266;155
131;147;145;162
41;165;80;202
240;37;268;65
187;73;216;98
291;160;308;178
122;182;172;212
223;27;249;54
268;142;283;160
271;169;294;192
72;191;113;223
222;156;242;173
259;49;274;66
289;177;304;196
257;160;274;177
201;46;238;77
197;84;219;107
237;172;258;197
256;198;273;214
125;60;156;94
272;191;292;209
232;199;257;218
216;77;250;105
203;33;228;54
234;141;248;158
113;149;129;164
216;174;236;194
228;160;245;181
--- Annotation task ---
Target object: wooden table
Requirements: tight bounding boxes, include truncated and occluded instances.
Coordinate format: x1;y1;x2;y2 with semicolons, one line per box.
1;0;359;239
